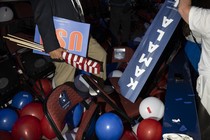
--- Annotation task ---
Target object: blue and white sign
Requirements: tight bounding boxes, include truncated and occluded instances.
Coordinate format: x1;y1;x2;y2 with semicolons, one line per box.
118;0;181;102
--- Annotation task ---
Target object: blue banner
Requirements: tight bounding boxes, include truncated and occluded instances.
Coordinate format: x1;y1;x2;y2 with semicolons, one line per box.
118;0;181;103
33;16;90;57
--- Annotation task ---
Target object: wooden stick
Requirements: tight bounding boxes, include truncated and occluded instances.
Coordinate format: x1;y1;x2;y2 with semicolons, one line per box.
4;36;42;49
17;43;44;51
7;34;39;46
3;36;44;50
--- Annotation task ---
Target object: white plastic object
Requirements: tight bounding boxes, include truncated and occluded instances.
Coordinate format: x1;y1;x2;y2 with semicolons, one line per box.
139;96;165;121
0;6;14;22
108;70;123;78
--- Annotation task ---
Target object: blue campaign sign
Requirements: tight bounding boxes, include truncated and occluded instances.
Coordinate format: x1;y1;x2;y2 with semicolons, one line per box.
33;16;90;57
118;0;181;103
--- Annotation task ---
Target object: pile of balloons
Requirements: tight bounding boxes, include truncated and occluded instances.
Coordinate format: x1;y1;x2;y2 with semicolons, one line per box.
0;91;44;140
0;84;165;140
131;96;165;140
0;90;55;140
0;89;86;140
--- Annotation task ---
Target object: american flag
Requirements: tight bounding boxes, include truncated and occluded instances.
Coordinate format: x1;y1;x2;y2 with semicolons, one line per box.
62;52;101;74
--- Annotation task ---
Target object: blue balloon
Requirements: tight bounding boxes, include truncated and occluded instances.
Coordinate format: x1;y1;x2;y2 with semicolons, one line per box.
11;91;33;109
65;103;83;128
95;112;124;140
0;108;19;132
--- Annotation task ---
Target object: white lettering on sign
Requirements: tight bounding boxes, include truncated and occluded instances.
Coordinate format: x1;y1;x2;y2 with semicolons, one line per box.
126;15;174;91
127;77;138;90
157;29;165;41
148;41;159;53
138;53;153;67
135;65;145;77
174;0;179;7
162;16;173;28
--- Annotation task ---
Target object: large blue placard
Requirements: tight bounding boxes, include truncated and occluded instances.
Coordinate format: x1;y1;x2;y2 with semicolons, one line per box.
33;16;90;57
118;0;181;103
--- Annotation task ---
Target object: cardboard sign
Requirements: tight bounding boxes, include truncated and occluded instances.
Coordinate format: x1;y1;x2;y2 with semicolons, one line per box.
33;16;90;57
118;0;181;103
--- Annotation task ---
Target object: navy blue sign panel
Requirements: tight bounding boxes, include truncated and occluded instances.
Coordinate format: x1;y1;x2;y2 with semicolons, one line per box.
184;40;201;73
162;49;201;140
118;0;181;103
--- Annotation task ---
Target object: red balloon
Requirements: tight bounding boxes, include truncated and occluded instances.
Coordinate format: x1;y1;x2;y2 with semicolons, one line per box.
20;102;44;120
137;118;162;140
33;79;52;98
0;131;13;140
121;129;138;140
12;115;42;140
40;116;57;139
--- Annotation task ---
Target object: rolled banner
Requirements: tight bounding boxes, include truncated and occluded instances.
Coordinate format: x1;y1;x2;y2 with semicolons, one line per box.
62;51;101;75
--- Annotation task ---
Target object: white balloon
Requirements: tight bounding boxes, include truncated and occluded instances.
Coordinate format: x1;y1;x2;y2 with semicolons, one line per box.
0;6;14;22
108;70;123;78
139;96;165;121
